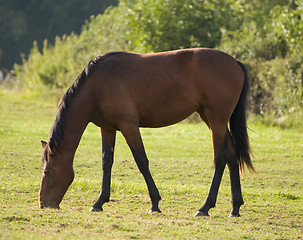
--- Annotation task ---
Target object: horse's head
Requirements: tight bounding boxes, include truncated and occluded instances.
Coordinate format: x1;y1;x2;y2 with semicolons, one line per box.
39;140;74;209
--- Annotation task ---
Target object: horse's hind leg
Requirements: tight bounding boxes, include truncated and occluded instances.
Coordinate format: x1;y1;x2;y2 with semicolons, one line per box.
194;109;245;217
227;148;244;217
90;128;116;212
195;123;228;216
119;123;161;214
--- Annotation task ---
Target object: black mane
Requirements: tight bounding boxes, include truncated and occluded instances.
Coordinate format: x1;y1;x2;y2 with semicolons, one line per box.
48;52;123;150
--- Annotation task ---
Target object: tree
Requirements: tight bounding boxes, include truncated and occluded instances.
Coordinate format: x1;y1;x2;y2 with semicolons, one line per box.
0;0;118;69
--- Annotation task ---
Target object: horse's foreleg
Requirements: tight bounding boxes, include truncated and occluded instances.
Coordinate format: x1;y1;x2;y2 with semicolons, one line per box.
120;124;161;214
90;128;116;212
227;156;244;217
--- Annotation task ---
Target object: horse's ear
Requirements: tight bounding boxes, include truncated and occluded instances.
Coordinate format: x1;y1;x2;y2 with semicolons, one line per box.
41;141;47;148
48;138;58;154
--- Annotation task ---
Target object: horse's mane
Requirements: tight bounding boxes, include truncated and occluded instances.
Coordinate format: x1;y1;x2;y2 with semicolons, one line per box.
48;52;123;150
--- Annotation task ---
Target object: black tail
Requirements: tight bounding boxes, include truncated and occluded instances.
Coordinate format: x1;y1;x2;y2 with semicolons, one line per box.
230;61;254;174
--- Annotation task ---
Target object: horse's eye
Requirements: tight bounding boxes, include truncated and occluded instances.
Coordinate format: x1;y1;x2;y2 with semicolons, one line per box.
44;170;50;175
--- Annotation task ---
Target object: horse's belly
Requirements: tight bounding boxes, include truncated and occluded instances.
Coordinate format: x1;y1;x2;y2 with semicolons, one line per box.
137;102;198;128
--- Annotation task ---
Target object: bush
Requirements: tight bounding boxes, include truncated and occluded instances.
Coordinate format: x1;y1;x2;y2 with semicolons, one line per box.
15;36;78;91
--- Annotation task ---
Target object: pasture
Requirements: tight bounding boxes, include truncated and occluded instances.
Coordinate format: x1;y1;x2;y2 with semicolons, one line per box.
0;93;302;239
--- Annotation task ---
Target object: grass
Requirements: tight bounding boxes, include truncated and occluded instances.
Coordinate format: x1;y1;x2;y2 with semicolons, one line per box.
0;92;302;239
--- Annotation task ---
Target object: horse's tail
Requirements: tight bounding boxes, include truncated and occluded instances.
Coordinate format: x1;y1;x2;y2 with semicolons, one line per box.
230;61;254;174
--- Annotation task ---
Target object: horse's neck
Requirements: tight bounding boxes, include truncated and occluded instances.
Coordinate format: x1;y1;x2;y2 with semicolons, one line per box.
57;100;90;157
61;119;89;154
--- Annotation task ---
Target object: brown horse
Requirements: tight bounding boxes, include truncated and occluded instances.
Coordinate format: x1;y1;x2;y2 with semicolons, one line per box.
39;48;254;217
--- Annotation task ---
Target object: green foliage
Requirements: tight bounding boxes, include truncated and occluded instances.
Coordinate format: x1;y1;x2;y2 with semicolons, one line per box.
220;0;293;60
75;4;134;62
15;36;77;92
247;58;302;128
124;0;225;52
219;0;303;127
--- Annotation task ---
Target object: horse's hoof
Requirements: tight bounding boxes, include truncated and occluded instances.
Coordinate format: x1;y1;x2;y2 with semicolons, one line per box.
148;209;161;215
89;207;103;212
229;213;240;217
194;211;209;217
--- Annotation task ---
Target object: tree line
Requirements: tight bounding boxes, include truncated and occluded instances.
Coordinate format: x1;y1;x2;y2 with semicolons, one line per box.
0;0;118;69
10;0;303;128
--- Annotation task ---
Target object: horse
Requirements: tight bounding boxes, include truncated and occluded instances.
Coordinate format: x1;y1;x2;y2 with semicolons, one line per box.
39;48;254;217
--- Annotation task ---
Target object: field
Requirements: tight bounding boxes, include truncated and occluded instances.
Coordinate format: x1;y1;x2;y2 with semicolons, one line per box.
0;92;302;239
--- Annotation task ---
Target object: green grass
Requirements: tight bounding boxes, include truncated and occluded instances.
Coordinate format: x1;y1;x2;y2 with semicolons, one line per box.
0;92;302;239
